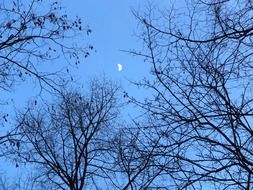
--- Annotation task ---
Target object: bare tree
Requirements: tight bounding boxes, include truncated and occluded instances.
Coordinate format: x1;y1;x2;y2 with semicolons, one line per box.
0;0;91;92
0;0;92;160
120;0;253;189
112;123;173;190
14;79;119;190
0;173;37;190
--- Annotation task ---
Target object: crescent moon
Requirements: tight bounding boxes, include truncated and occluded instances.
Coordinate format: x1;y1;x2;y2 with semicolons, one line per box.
117;64;123;72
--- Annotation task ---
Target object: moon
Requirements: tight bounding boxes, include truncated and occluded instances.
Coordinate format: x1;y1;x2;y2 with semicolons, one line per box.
117;64;123;72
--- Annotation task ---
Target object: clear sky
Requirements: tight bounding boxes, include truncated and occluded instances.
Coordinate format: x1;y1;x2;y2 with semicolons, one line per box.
62;0;169;98
4;0;165;112
2;0;173;112
65;0;149;80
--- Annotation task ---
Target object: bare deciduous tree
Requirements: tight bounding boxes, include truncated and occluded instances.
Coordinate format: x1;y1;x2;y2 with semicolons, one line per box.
14;79;119;190
0;0;92;160
120;0;253;189
0;0;91;92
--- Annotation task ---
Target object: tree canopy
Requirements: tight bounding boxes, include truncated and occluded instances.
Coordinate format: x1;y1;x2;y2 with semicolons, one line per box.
2;0;253;189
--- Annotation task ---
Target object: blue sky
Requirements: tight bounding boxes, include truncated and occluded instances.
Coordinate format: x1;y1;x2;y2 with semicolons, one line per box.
4;0;156;111
3;0;172;111
63;0;169;93
66;0;150;80
0;1;240;189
